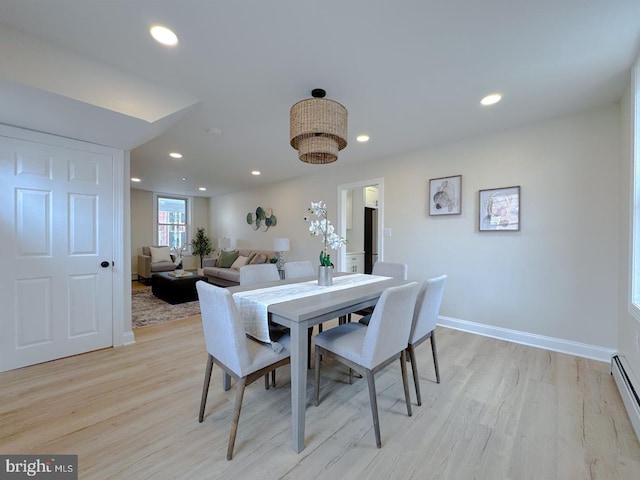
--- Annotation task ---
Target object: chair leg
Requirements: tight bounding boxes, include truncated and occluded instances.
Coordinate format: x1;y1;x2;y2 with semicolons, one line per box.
314;348;322;406
407;345;421;406
227;376;247;461
400;351;412;417
199;355;214;422
431;332;440;384
308;327;313;369
223;372;231;391
365;370;382;448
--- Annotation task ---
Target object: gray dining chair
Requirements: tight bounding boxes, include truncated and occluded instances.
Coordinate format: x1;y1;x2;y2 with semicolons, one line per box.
354;261;409;325
239;262;315;371
196;281;291;460
283;260;315;279
239;263;280;285
314;282;419;448
408;275;447;405
239;263;288;384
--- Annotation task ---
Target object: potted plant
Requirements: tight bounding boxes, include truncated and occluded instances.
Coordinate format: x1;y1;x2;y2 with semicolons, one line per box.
191;227;213;270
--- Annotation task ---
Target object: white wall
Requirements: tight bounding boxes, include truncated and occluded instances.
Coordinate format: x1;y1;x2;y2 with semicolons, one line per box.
618;72;640;380
210;104;620;357
346;186;366;253
130;188;154;275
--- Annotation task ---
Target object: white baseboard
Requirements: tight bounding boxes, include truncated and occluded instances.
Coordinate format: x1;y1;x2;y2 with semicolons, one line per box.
611;355;640;441
438;315;615;363
121;330;136;346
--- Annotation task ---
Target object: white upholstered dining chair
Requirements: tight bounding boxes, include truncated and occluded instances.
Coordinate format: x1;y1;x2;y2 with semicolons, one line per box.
354;261;408;325
196;281;291;460
313;282;419;448
238;262;318;371
371;261;408;279
239;263;280;285
283;260;315;279
239;263;288;383
407;275;447;405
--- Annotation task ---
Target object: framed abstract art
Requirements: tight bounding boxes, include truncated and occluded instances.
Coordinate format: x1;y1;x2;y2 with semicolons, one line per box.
429;175;461;216
479;186;520;231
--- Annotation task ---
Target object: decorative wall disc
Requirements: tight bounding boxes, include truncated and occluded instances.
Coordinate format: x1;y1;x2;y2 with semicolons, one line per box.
247;207;276;231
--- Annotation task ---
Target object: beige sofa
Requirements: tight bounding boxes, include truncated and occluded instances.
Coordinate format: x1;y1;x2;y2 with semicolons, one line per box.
202;249;277;287
137;246;177;284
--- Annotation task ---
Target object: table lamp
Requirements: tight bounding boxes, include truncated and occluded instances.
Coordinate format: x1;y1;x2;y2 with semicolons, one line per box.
274;238;290;270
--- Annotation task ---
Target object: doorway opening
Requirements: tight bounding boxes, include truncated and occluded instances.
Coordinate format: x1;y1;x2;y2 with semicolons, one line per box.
337;178;384;273
364;206;378;273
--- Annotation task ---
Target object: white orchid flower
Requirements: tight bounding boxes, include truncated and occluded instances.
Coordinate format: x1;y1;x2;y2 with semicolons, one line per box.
304;201;347;266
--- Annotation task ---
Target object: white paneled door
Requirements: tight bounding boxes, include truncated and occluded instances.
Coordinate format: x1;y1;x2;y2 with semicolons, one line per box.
0;133;114;372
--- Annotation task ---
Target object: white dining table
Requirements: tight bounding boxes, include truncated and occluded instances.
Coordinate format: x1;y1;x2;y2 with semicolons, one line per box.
227;272;411;453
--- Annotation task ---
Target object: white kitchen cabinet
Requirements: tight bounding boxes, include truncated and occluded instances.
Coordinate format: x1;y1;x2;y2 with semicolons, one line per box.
365;186;379;208
344;252;364;273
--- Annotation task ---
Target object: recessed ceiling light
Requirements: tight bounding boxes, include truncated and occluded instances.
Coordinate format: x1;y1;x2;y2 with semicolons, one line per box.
169;152;183;159
356;134;370;143
198;187;207;191
150;25;178;46
131;177;141;182
251;170;261;176
182;177;188;181
480;93;502;106
207;128;223;136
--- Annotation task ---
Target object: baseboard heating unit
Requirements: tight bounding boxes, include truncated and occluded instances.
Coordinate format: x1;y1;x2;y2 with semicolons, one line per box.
611;355;640;441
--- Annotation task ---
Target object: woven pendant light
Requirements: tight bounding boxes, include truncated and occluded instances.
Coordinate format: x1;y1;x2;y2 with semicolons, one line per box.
290;89;348;164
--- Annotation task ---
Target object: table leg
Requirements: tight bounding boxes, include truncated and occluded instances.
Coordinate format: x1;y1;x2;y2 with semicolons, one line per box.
289;321;307;452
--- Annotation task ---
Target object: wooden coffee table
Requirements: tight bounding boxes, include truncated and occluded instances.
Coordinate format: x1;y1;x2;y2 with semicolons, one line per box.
151;271;207;304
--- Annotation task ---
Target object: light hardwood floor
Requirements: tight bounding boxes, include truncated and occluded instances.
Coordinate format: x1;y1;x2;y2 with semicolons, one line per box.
1;316;639;479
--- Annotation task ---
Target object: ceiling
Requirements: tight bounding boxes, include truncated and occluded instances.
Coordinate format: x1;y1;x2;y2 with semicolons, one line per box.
0;0;638;198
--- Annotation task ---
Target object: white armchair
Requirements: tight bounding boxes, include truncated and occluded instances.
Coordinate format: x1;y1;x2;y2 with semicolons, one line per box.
137;245;176;284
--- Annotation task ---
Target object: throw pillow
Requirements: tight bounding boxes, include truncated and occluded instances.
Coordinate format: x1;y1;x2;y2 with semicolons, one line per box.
218;250;240;268
150;246;173;264
230;255;250;270
249;253;267;264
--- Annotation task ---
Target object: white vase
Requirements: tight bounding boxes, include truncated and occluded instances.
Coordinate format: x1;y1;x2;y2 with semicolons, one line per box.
318;266;333;286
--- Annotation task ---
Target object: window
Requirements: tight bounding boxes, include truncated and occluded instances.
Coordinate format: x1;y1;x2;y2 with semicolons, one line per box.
156;195;190;250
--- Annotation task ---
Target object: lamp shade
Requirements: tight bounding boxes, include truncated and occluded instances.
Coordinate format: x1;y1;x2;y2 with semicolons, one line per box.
218;237;231;249
290;89;347;164
274;238;290;252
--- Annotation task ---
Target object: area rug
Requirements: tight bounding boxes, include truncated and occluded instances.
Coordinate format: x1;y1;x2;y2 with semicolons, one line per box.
132;289;200;328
